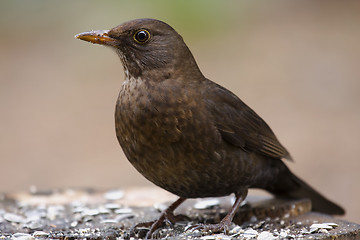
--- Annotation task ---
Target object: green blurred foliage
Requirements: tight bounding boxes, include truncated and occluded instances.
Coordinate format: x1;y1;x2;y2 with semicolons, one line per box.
0;0;249;39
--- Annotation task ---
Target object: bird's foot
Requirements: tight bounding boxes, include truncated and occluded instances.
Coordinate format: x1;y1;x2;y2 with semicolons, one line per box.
166;213;190;225
143;212;189;239
187;217;232;234
131;197;186;239
128;221;154;239
133;220;155;228
132;213;188;228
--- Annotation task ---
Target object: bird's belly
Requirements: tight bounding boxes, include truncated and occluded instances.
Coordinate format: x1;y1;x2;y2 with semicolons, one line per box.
114;81;258;198
116;110;257;197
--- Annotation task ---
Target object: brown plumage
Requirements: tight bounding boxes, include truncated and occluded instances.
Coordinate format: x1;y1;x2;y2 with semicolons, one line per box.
76;18;344;237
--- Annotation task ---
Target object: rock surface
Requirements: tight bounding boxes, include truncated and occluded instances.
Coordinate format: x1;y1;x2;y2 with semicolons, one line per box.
0;188;358;239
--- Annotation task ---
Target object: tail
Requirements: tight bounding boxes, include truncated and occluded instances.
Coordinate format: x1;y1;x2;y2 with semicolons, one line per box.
265;162;345;215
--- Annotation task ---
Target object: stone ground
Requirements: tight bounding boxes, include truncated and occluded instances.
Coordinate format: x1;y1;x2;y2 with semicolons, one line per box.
0;188;359;239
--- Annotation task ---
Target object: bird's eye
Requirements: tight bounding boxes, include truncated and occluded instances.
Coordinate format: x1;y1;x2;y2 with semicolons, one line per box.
133;29;151;44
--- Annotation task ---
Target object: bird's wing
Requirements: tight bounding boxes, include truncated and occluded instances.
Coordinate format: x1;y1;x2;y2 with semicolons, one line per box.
204;80;292;161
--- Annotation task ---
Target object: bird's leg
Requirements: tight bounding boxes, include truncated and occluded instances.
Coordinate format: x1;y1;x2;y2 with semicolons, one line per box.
190;189;248;233
145;197;186;239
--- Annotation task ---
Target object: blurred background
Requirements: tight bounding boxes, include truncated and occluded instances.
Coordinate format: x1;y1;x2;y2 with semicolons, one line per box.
0;1;359;223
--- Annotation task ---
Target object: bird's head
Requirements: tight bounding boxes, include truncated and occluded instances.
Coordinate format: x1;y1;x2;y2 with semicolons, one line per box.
76;18;202;80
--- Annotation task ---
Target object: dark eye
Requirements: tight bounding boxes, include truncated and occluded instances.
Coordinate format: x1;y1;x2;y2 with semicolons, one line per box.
133;29;150;43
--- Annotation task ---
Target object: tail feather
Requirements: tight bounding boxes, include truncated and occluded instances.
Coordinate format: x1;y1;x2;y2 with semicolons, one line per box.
279;174;345;215
264;161;345;215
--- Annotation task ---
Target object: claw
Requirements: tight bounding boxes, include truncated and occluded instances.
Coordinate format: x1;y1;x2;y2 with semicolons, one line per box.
187;220;232;234
144;197;186;239
133;220;156;229
188;190;248;235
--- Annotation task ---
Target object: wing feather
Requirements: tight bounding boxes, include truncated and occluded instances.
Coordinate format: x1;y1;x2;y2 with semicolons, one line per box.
204;80;292;161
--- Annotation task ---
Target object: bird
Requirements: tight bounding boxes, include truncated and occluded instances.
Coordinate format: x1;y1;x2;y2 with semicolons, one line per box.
76;18;344;238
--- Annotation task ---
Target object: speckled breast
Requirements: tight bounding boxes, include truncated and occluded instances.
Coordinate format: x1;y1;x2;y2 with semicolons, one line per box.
114;77;252;198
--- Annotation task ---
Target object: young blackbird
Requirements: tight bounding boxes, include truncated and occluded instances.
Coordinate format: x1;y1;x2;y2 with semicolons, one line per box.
76;18;344;237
